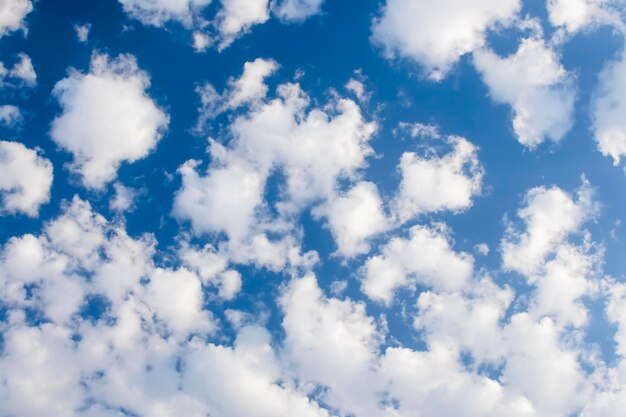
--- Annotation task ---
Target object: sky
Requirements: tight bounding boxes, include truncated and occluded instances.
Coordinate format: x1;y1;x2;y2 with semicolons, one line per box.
3;0;626;416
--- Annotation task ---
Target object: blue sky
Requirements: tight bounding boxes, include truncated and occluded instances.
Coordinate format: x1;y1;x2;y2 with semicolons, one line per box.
2;0;626;416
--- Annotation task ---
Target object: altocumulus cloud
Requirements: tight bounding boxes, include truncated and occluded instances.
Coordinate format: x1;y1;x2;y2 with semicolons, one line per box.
3;1;626;417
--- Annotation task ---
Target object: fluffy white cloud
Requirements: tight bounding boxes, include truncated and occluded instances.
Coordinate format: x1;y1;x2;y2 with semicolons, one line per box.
528;240;599;328
546;0;626;34
501;180;596;276
591;48;626;165
502;314;587;416
414;278;513;363
118;0;211;27
0;0;33;37
145;268;215;336
180;242;243;300
474;37;576;148
280;274;384;416
50;53;169;189
547;0;597;32
184;325;330;417
273;0;324;22
0;141;53;217
362;224;474;305
0;323;86;417
392;132;483;222
371;0;520;80
313;181;389;257
195;57;279;126
215;0;270;50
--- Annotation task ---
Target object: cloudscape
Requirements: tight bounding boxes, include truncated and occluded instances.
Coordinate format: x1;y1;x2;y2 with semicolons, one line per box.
2;1;626;416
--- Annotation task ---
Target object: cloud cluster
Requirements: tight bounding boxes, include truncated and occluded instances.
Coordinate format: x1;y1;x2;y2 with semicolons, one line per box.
176;58;378;266
118;0;211;27
0;144;623;417
118;0;325;51
50;53;169;189
4;3;626;417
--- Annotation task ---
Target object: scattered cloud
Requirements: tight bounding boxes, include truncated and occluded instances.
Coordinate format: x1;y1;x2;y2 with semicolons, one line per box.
474;36;576;148
371;0;520;80
0;140;53;217
50;53;169;189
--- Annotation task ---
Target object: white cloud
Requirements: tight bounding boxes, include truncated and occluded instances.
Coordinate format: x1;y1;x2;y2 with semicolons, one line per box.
591;48;626;165
175;157;266;241
546;0;626;34
273;0;324;22
371;0;520;80
392;133;483;222
183;325;330;417
501;314;587;416
474;242;490;255
313;181;389;257
528;240;599;328
547;0;596;32
0;104;21;127
51;53;169;189
145;267;215;336
414;278;513;363
280;274;384;416
195;57;278;127
74;23;90;43
180;242;243;300
0;53;37;88
0;0;33;37
345;77;368;102
215;0;270;50
8;52;36;86
362;224;474;305
118;0;211;27
501;180;597;276
0;140;53;217
0;324;86;417
192;30;212;52
474;37;576;148
109;182;137;212
227;57;279;108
